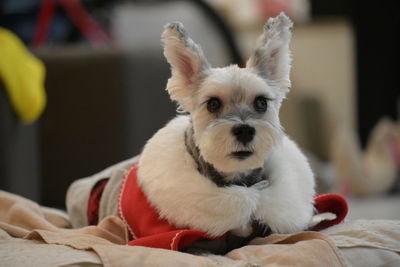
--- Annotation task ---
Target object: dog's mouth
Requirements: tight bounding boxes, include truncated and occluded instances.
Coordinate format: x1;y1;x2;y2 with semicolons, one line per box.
231;151;253;160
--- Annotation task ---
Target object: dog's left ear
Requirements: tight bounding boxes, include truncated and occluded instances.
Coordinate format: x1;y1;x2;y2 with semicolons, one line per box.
246;13;293;96
162;22;210;111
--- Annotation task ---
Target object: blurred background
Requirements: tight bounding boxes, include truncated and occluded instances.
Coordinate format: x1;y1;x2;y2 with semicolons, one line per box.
1;0;399;220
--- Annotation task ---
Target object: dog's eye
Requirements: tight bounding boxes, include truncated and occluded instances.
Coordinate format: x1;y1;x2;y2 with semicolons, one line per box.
207;97;222;113
254;96;268;112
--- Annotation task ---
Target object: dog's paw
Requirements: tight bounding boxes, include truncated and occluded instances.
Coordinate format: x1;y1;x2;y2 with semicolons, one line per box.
251;179;269;191
231;223;253;237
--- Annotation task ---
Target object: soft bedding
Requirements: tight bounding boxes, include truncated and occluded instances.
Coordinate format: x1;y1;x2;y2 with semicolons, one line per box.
1;190;400;266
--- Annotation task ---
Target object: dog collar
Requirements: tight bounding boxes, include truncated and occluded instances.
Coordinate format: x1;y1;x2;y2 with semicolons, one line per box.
184;129;268;188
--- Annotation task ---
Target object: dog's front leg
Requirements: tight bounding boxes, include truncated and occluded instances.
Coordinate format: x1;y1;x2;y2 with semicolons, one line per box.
253;138;315;234
231;179;270;237
184;185;270;255
202;185;261;235
254;178;314;234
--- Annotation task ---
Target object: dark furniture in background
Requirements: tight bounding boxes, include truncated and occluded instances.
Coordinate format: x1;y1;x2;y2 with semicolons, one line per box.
38;48;175;208
350;1;399;147
0;49;175;208
0;85;41;201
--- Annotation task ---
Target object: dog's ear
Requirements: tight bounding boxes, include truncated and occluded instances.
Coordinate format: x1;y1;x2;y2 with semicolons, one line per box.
162;22;210;111
246;13;293;96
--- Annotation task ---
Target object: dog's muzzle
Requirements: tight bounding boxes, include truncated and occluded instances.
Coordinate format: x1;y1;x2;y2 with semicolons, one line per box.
231;124;255;145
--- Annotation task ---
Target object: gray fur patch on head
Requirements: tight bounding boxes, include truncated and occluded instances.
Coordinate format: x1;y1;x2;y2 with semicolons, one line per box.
230;87;246;106
222;108;265;124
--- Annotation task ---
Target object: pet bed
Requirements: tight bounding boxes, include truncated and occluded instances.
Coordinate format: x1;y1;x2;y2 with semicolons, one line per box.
1;190;400;266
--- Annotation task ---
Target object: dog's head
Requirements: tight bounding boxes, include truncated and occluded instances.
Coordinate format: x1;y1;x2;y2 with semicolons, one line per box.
162;13;292;173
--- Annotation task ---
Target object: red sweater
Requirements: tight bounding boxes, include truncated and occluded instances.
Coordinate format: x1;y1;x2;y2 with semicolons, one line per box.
88;163;348;250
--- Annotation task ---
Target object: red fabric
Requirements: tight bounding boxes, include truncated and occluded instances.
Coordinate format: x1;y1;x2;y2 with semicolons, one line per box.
87;163;348;250
128;229;213;250
119;164;220;250
119;164;177;237
87;179;108;225
312;193;348;231
33;0;56;48
33;0;109;49
59;0;110;45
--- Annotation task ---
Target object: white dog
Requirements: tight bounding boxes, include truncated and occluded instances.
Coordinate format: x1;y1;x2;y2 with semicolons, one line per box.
67;13;333;254
139;13;315;242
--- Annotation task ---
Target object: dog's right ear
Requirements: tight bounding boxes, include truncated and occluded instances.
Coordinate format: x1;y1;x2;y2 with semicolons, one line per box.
162;22;210;111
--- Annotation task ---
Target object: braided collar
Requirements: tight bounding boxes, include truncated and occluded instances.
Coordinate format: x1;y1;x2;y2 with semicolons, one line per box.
184;128;267;188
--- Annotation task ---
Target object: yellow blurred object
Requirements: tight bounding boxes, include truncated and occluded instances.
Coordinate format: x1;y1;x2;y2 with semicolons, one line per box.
0;28;46;123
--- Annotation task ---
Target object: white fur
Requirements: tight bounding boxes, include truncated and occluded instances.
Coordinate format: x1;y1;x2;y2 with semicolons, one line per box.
138;116;260;237
137;13;316;237
254;137;315;233
138;116;315;236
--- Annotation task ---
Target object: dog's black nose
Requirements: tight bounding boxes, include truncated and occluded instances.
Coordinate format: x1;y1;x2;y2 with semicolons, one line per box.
231;124;255;145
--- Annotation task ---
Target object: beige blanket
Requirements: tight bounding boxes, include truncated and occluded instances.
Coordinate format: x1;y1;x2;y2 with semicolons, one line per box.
1;190;400;267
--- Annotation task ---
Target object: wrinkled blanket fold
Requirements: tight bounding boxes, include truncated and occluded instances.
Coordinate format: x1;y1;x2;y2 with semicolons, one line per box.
1;190;400;267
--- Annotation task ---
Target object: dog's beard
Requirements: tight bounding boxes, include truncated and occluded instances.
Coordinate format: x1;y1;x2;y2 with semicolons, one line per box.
197;119;281;173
